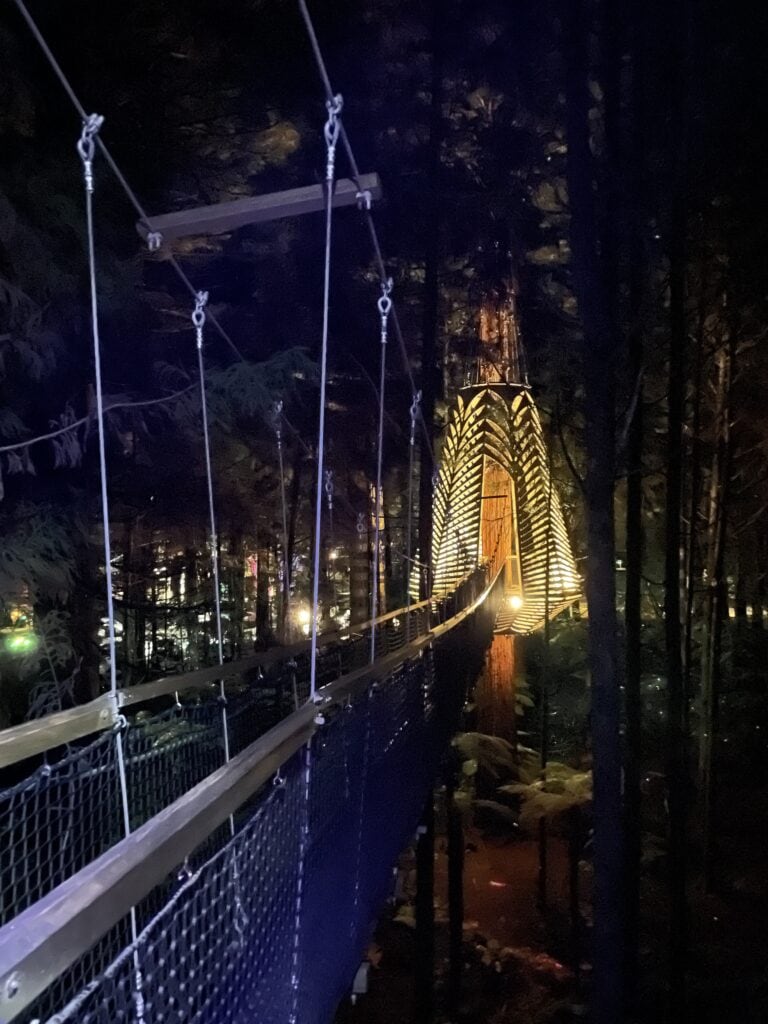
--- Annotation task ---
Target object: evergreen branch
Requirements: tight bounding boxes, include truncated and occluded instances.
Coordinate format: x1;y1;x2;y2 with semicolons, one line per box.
0;385;197;456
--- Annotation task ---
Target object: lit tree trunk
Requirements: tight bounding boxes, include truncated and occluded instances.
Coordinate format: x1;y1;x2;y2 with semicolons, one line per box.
230;533;245;659
283;447;303;640
255;544;270;646
565;4;623;1019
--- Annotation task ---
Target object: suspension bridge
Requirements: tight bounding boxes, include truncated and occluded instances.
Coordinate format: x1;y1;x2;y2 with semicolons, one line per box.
0;3;579;1022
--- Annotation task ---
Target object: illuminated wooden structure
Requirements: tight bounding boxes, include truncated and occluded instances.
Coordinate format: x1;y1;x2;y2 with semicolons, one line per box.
431;285;579;633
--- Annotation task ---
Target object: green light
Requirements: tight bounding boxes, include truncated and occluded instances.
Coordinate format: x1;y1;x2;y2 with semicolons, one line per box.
5;633;39;655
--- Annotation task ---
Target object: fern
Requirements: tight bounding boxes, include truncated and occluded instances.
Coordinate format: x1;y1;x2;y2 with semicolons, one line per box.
499;767;592;832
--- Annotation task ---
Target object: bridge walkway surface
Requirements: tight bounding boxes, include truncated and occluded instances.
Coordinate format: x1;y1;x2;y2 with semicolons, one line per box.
0;566;502;1024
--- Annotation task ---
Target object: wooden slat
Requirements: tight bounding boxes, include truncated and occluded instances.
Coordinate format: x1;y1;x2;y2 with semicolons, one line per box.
136;173;382;243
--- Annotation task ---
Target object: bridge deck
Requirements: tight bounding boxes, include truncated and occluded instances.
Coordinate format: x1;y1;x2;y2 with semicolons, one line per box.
0;567;501;1024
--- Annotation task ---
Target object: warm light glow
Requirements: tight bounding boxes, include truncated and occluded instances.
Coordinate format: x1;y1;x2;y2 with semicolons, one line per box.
297;607;311;627
506;593;524;611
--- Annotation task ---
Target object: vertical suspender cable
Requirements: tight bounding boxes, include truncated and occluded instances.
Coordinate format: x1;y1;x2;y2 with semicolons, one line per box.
297;0;435;466
192;294;235;816
293;99;343;1019
308;93;343;702
77;114;146;1024
369;280;393;662
192;293;225;675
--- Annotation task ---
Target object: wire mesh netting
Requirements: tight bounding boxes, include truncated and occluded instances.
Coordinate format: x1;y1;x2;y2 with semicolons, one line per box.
1;573;495;1024
26;761;304;1024
24;650;455;1024
0;597;449;929
1;700;233;925
0;731;122;928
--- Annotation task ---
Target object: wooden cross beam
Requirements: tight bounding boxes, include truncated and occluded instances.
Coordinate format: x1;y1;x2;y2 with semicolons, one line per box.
135;173;382;245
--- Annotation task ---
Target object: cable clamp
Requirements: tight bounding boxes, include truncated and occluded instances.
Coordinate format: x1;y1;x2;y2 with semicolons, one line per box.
77;113;104;193
146;231;163;252
271;399;284;443
378;277;393;341
324;469;334;511
312;692;332;724
177;858;193;884
324;94;343;181
356;189;372;211
192;290;208;327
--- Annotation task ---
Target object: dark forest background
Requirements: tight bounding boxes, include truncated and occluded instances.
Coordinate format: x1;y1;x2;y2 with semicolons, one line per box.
2;1;768;1021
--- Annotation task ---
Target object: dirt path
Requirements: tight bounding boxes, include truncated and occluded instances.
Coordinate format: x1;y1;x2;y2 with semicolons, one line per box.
440;831;570;950
336;828;576;1024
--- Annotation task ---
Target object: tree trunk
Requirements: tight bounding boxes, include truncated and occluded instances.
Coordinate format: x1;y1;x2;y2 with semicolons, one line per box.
417;0;445;600
666;2;692;1011
255;546;270;647
70;537;103;703
564;4;623;1019
666;207;689;1024
414;794;435;1023
282;447;303;640
683;301;704;728
623;213;645;1018
446;762;464;1017
699;339;732;891
230;533;245;659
